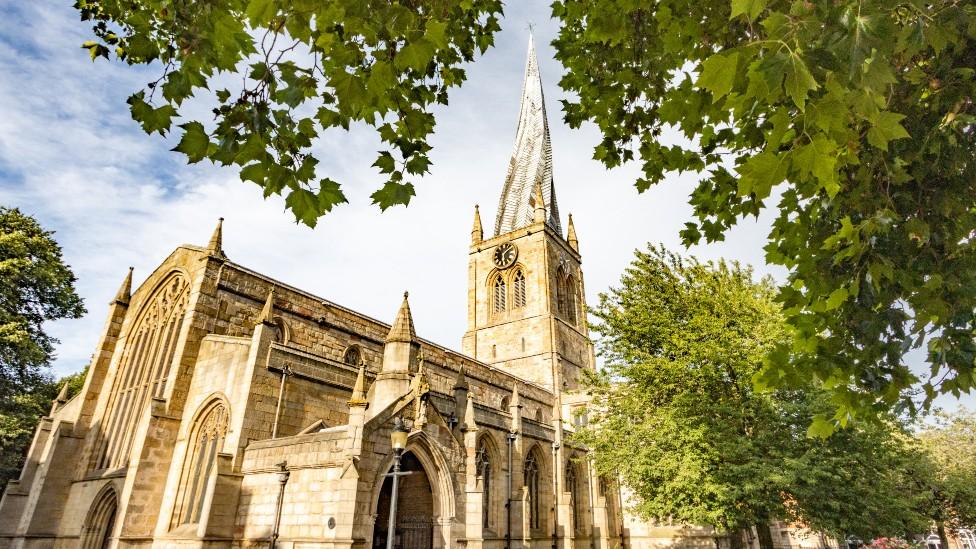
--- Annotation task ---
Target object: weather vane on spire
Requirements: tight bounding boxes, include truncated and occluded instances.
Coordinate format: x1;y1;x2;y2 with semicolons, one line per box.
526;21;536;34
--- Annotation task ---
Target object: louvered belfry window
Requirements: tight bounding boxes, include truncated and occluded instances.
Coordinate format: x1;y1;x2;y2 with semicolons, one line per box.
566;275;577;325
493;275;507;313
513;269;526;308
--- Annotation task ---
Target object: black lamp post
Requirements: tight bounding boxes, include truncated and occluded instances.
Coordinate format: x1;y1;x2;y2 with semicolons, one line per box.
386;417;410;549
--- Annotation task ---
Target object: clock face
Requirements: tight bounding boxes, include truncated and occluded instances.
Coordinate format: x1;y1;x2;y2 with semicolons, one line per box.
493;242;518;269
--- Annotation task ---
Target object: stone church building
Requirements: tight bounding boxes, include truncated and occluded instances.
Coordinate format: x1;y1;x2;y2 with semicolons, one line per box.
0;39;806;549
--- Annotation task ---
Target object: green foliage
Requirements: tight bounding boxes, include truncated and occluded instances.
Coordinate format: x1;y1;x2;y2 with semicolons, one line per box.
0;207;85;400
0;368;88;491
551;0;976;426
915;410;976;531
75;0;502;227
576;245;928;539
0;207;86;491
76;0;976;420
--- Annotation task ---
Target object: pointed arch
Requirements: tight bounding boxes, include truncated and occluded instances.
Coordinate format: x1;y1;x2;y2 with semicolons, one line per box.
512;268;527;309
172;396;229;527
492;273;507;314
92;270;191;471
524;445;546;531
369;429;458;549
343;344;362;366
555;266;567;315
565;458;581;532
565;273;578;325
81;484;118;549
476;434;500;530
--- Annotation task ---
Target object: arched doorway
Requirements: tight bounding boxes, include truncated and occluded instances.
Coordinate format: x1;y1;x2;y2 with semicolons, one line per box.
81;486;118;549
373;452;434;549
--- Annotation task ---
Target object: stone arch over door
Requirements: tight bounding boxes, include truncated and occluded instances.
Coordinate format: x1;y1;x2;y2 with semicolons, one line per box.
81;485;118;549
369;432;458;549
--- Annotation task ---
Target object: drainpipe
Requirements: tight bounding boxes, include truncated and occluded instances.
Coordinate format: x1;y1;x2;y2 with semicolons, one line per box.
552;443;560;549
271;366;291;438
507;430;517;549
587;454;595;549
271;461;290;549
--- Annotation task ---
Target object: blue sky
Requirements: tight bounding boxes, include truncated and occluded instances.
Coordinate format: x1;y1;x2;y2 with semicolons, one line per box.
0;2;969;412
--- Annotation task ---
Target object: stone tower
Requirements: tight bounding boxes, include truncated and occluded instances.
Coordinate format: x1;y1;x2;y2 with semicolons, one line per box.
462;35;593;393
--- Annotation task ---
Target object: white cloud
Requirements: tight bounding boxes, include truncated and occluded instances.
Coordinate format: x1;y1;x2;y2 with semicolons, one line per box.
0;2;969;412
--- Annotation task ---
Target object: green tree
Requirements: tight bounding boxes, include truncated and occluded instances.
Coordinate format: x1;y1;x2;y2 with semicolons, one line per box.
575;245;927;547
915;409;976;549
0;367;89;489
0;207;85;398
75;0;501;227
551;0;976;426
0;207;86;489
75;0;976;421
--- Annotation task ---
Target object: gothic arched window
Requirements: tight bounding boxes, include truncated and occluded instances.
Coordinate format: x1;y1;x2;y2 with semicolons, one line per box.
476;439;493;529
493;275;507;313
513;269;526;309
343;345;362;366
555;266;567;315
566;460;581;532
81;486;117;549
176;401;229;526
93;272;190;471
566;274;578;325
524;451;541;530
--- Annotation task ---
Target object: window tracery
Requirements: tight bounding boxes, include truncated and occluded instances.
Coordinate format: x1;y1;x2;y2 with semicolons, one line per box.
556;266;567;315
176;401;229;526
493;274;507;313
513;269;526;309
566;274;578;325
524;451;541;530
93;272;190;471
566;460;581;532
476;439;493;528
343;345;362;366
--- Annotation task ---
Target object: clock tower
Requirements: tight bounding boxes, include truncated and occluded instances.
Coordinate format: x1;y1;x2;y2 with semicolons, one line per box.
461;36;593;393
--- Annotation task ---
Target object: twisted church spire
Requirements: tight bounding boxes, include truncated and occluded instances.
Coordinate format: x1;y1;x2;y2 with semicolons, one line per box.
494;34;561;236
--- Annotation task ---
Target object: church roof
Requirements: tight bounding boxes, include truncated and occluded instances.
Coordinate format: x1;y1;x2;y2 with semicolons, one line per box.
494;35;561;236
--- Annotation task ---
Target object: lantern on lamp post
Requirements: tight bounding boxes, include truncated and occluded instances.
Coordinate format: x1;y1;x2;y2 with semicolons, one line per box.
386;417;410;549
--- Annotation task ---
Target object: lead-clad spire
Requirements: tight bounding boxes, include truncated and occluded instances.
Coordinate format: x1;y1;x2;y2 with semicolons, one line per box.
494;34;561;236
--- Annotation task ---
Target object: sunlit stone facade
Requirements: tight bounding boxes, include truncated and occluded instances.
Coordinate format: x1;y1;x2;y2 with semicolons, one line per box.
0;38;793;549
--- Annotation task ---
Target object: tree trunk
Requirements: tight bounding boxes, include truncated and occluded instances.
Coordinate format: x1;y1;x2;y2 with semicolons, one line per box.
729;527;746;549
937;521;949;549
756;522;775;549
